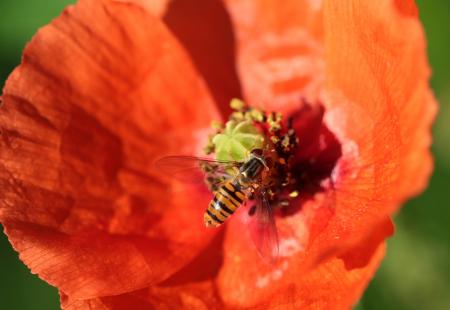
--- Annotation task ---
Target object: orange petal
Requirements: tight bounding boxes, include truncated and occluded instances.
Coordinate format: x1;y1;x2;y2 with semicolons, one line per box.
337;217;394;269
60;225;386;309
323;0;437;206
260;243;386;309
215;205;388;308
224;0;436;270
218;0;435;307
60;231;226;309
315;0;437;263
224;0;324;114
163;0;242;116
0;0;219;299
114;0;170;16
61;280;221;310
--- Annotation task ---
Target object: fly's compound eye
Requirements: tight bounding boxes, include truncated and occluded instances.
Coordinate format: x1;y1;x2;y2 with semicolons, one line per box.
251;148;263;156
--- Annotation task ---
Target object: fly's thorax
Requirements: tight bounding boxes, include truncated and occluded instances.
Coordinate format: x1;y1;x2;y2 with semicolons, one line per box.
238;156;266;184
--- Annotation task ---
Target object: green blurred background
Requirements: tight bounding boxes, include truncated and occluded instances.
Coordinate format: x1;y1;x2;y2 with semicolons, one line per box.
0;1;448;309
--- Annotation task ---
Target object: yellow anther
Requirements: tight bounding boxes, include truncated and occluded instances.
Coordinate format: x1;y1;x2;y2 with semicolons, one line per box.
230;98;246;111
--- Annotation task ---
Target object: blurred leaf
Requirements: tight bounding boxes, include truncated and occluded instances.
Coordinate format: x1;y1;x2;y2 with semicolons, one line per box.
0;0;75;87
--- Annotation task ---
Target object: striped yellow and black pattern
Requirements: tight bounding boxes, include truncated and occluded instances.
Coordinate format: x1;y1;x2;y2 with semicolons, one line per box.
204;180;246;227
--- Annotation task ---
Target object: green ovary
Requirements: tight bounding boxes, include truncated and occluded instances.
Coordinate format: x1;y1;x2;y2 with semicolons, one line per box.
212;120;264;162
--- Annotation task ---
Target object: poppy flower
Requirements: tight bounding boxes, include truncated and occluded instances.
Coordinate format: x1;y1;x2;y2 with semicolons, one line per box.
0;0;437;309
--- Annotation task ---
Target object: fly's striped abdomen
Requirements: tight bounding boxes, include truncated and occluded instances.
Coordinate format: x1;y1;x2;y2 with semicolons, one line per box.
204;180;246;227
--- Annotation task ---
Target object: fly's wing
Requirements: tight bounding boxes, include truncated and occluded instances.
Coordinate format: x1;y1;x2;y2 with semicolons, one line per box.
154;155;240;185
247;189;279;263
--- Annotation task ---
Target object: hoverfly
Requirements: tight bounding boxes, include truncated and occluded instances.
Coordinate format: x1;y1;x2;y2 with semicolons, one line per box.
155;149;279;261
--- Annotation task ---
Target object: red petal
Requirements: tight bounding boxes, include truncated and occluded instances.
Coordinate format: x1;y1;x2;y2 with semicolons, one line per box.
164;0;242;116
217;209;387;308
114;0;170;16
323;0;437;206
60;231;226;309
337;217;394;269
217;0;436;307
0;0;219;299
315;0;437;262
261;243;386;309
224;0;324;114
60;226;386;309
61;281;221;310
